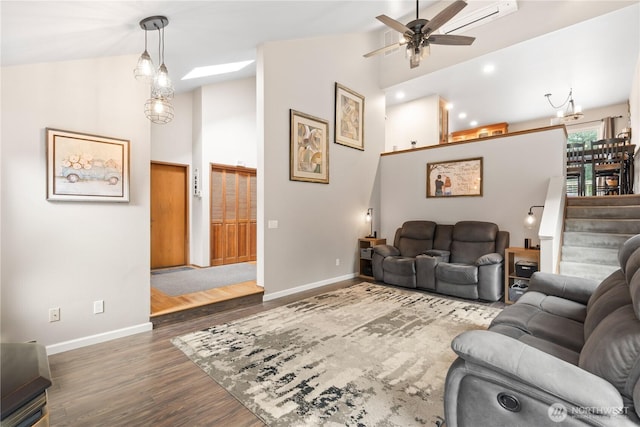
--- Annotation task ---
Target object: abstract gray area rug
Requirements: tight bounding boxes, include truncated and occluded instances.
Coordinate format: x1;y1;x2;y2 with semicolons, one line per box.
151;263;256;296
172;283;501;426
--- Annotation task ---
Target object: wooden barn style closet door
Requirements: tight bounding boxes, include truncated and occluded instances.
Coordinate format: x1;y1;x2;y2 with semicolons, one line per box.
210;164;257;266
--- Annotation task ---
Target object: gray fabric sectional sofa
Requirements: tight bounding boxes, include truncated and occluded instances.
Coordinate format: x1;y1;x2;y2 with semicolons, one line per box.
371;220;509;302
445;234;640;426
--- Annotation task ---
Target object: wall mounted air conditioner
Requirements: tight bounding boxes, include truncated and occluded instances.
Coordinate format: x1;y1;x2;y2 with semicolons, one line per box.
439;1;518;35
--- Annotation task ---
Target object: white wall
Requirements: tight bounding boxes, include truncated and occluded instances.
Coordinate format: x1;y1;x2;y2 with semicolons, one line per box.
201;77;257;169
385;95;441;151
258;32;385;298
1;55;152;352
151;92;193;164
379;127;567;251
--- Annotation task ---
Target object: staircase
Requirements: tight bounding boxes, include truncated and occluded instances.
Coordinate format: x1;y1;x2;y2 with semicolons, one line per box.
559;195;640;281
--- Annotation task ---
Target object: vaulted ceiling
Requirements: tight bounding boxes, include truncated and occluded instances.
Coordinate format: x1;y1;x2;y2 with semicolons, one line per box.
2;1;638;131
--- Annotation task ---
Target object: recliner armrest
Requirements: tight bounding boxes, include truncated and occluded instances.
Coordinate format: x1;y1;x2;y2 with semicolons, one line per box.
529;271;599;304
451;330;624;410
373;244;400;258
475;252;503;266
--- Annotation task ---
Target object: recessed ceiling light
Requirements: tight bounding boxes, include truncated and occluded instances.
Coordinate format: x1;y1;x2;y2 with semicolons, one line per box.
483;64;495;74
470;120;478;127
445;103;453;110
181;60;255;80
395;91;405;100
458;112;467;119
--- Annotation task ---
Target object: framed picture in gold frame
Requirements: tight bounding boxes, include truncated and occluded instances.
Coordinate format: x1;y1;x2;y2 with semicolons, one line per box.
426;157;483;198
290;109;330;184
334;82;364;150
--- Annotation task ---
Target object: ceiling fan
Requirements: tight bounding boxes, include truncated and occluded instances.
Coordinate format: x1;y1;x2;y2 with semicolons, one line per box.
364;0;476;69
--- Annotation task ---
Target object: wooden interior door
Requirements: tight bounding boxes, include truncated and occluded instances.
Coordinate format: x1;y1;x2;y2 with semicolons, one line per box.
151;162;188;269
210;165;257;266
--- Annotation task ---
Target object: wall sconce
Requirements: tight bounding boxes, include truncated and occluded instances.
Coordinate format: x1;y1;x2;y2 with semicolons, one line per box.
134;15;174;124
524;205;545;229
365;208;375;238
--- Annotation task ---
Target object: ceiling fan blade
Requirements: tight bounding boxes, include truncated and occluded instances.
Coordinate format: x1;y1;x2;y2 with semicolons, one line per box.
376;14;414;35
423;0;468;35
428;34;475;46
363;41;404;58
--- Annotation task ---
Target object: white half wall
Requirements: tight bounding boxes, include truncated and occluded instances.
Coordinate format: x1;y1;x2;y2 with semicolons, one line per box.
258;32;385;297
379;127;567;250
1;55;152;350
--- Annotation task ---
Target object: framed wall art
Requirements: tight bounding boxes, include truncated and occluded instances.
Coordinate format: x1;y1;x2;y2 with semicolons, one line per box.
334;82;364;150
46;128;130;202
290;110;329;184
426;157;483;198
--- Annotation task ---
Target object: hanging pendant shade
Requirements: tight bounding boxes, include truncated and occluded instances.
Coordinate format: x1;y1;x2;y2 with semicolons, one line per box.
134;50;154;81
133;27;154;82
144;95;174;124
152;63;174;99
134;15;174;124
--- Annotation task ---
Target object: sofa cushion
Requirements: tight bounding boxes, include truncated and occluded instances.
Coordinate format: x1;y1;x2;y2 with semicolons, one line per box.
395;221;437;257
436;263;478;285
383;256;416;275
584;271;632;340
434;224;453;251
517;291;587;323
619;234;640;275
579;304;640;400
450;221;498;264
489;323;580;365
490;298;585;352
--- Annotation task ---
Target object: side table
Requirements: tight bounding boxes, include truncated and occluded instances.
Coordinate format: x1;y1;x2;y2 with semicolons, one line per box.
358;237;386;279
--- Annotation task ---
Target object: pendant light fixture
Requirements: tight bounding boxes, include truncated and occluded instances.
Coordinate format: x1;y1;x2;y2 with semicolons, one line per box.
135;15;174;124
133;29;154;82
544;88;584;122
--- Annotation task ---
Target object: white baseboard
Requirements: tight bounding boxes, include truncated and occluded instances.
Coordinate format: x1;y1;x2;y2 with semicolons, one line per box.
46;322;153;355
263;273;357;302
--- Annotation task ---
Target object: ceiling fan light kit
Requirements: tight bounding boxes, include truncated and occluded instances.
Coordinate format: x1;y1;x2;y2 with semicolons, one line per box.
364;0;475;69
134;15;174;124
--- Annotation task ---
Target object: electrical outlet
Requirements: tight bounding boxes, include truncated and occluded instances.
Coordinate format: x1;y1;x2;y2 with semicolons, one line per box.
93;300;104;314
336;258;340;266
49;307;60;322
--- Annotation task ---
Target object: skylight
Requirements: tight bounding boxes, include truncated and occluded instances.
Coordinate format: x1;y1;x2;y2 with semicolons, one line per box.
181;60;255;80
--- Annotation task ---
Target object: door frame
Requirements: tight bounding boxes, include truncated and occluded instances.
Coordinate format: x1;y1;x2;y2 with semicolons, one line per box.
150;161;190;268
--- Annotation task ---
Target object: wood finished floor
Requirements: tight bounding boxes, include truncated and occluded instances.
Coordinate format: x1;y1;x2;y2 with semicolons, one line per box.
150;262;261;316
47;278;363;427
150;281;264;316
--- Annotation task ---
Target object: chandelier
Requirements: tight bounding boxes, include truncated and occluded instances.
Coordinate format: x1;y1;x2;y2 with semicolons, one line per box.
134;16;174;124
544;88;583;122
